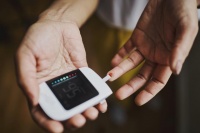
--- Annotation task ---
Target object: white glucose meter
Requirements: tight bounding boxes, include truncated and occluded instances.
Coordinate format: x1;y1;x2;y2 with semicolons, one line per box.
39;67;112;121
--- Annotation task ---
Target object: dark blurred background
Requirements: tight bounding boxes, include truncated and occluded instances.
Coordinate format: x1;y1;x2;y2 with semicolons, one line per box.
0;1;200;133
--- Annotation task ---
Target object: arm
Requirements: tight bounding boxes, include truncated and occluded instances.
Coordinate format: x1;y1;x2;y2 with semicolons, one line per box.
109;0;199;105
15;0;108;133
39;0;99;27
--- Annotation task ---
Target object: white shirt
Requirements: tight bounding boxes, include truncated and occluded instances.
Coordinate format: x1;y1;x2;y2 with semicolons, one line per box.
97;0;148;30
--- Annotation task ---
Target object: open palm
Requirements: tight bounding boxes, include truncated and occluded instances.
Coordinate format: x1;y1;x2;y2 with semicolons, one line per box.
109;0;198;105
16;20;107;132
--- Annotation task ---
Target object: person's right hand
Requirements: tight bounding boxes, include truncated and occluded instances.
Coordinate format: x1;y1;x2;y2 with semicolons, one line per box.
15;20;107;132
108;0;199;106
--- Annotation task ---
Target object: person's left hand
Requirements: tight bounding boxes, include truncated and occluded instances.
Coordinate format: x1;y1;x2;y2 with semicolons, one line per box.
108;0;199;105
15;20;107;132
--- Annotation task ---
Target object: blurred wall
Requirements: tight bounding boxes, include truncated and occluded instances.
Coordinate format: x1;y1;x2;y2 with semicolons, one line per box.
176;22;200;133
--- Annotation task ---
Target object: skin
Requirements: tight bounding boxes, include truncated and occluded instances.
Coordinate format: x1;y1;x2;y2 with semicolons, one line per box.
15;0;200;132
15;0;107;132
109;0;199;106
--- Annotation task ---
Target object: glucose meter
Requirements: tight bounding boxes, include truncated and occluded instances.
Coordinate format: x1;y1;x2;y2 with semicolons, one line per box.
39;67;112;121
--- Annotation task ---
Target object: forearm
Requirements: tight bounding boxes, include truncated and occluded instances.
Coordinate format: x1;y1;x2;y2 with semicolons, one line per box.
39;0;99;27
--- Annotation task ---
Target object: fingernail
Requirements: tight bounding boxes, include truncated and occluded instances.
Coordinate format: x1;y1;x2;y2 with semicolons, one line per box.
108;72;114;81
175;60;182;75
108;73;112;77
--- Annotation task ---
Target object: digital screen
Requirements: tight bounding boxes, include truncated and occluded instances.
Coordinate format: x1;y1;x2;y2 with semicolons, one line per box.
46;69;99;110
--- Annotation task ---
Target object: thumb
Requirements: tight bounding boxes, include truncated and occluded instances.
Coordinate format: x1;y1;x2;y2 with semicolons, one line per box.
15;46;39;106
170;18;198;75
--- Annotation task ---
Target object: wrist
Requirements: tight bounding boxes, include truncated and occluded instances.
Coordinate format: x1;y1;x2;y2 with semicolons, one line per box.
38;0;98;28
38;1;78;26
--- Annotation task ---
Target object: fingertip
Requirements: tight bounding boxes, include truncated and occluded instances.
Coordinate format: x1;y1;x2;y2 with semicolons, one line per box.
115;85;135;100
174;60;183;75
67;114;86;128
111;58;118;67
107;72;114;82
170;52;177;74
115;89;126;100
111;54;122;67
83;107;99;120
46;121;64;133
170;58;183;75
107;70;118;82
134;91;152;106
97;101;108;113
134;99;144;106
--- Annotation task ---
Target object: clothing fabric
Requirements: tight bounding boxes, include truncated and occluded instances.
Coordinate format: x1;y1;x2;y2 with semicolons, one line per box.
81;15;143;107
81;15;142;90
97;0;148;30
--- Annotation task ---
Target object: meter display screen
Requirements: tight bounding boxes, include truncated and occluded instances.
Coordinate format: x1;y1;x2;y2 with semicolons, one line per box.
46;69;99;110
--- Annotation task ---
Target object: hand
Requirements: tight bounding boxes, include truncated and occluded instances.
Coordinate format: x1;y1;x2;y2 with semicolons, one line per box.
15;20;107;132
109;0;199;105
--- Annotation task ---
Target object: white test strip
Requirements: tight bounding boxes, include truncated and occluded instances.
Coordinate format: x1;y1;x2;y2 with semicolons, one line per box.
102;74;111;82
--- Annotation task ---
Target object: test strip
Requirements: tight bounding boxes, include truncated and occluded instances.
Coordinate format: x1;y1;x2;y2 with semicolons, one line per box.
103;74;111;82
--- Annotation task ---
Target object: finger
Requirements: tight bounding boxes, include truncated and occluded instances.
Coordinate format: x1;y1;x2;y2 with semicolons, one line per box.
109;50;144;81
15;45;38;106
111;39;136;67
170;17;198;75
135;65;172;106
32;106;64;133
65;114;86;129
82;107;99;120
95;100;108;113
116;61;155;100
